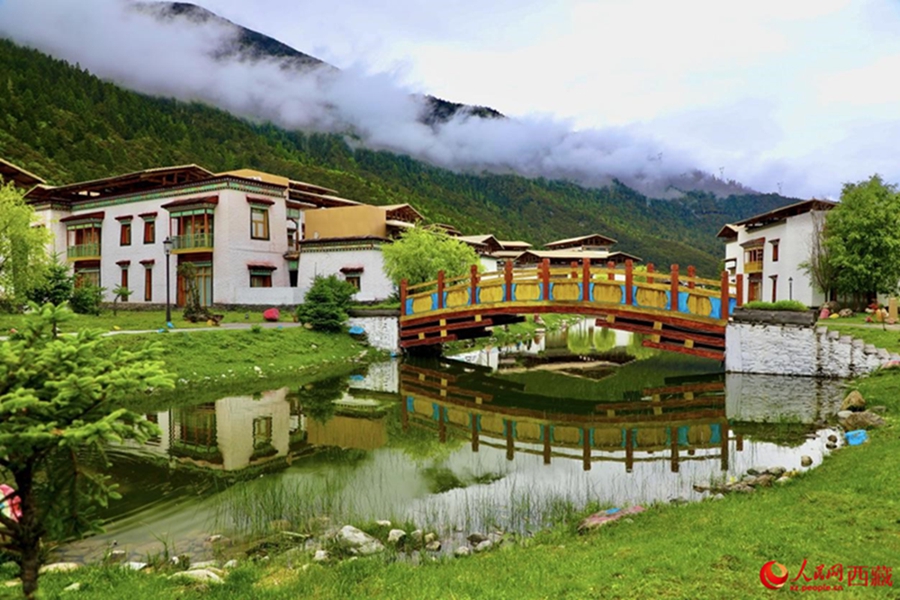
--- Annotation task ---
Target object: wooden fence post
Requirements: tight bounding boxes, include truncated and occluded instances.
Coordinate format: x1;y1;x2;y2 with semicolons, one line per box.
541;258;551;301
647;263;655;285
470;264;479;306
670;264;679;312
437;270;445;310
625;259;633;305
505;260;513;302
720;270;730;320
570;261;578;280
607;260;615;281
400;279;408;316
687;265;696;290
736;273;744;307
582;258;591;302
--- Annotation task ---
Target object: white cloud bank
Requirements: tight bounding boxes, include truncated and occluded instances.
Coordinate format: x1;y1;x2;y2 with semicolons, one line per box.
3;0;900;198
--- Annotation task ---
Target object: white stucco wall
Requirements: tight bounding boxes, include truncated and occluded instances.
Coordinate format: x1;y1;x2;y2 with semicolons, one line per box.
347;316;399;353
726;322;893;377
297;247;394;302
215;388;291;471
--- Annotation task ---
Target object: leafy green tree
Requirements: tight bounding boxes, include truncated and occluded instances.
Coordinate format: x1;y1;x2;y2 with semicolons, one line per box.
0;304;175;598
0;183;51;311
26;261;74;306
296;275;357;332
382;226;481;287
825;175;900;305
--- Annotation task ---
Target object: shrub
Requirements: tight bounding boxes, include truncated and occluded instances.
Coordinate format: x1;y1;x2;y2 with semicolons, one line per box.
26;262;73;306
296;275;357;332
69;283;104;315
744;300;809;312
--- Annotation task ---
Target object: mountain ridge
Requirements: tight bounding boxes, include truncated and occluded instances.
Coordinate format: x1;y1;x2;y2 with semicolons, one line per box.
0;38;793;276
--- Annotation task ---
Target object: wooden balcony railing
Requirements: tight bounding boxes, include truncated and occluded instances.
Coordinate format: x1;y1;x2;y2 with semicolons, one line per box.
67;243;101;260
171;233;214;251
744;260;763;274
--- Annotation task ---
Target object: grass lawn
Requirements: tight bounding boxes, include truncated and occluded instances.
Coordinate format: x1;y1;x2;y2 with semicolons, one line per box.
23;367;900;599
0;308;296;334
99;325;371;383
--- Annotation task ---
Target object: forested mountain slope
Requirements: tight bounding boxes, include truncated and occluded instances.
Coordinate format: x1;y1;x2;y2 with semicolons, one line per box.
0;39;793;275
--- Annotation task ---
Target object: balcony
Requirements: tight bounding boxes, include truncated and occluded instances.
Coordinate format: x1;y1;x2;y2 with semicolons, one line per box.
67;243;101;261
744;260;763;274
171;233;214;252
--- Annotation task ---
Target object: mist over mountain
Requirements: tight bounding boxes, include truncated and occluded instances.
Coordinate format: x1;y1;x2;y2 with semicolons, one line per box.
0;0;755;198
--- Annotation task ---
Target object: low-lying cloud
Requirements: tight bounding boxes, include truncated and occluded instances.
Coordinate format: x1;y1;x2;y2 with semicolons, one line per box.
0;0;752;197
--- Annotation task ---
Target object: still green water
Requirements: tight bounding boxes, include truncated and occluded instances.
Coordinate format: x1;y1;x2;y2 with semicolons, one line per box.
57;324;845;563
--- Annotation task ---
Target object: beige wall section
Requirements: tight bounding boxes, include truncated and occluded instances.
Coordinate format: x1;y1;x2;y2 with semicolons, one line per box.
304;205;387;240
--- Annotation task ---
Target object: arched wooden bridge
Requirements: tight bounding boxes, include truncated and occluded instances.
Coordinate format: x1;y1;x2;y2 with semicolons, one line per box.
400;260;741;361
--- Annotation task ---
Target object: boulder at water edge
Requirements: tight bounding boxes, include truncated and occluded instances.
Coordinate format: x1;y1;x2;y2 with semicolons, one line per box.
839;411;885;430
336;525;385;555
841;390;866;412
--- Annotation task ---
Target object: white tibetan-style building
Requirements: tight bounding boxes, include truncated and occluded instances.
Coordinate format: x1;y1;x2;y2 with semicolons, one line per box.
25;165;422;306
718;199;837;307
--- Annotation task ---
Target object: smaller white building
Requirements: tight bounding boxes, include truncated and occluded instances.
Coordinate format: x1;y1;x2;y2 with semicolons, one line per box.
719;199;837;308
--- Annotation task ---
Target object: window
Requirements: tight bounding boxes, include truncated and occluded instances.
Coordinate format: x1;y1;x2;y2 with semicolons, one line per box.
74;266;100;288
120;267;129;301
144;219;156;244
120;221;132;246
253;417;273;449
144;267;153;302
251;207;269;240
772;242;779;262
345;274;361;291
250;272;273;288
770;275;778;302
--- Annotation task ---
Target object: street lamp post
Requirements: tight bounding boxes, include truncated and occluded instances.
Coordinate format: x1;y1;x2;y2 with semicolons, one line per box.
164;237;174;325
788;277;793;301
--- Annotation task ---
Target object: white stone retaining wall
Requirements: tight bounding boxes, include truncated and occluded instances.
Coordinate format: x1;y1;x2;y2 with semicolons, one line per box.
347;316;399;354
726;322;898;377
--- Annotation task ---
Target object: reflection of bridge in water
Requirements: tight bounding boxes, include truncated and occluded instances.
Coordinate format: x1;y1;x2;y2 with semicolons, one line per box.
400;363;745;472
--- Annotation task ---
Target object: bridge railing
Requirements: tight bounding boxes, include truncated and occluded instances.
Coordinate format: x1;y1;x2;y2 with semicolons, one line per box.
400;259;742;322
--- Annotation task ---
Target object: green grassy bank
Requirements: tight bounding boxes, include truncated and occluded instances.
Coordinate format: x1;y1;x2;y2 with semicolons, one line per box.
19;366;900;599
0;308;294;334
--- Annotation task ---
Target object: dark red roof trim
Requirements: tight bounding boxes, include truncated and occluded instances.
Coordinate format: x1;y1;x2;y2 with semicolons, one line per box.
60;211;104;223
161;196;218;210
115;215;133;222
116;260;131;266
247;262;277;270
139;259;156;266
139;211;158;218
247;197;276;206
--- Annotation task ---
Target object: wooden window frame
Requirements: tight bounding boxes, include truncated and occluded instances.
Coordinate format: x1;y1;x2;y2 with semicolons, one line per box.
250;207;270;240
144;266;153;302
120;221;132;246
144;219;156;244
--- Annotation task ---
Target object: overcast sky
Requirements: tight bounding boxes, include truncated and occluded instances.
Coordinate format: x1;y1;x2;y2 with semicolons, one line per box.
2;0;900;198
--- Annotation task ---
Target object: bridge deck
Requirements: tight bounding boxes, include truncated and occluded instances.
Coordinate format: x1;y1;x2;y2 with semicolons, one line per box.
399;259;741;359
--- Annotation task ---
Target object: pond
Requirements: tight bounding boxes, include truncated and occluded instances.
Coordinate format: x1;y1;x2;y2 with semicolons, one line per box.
56;322;846;563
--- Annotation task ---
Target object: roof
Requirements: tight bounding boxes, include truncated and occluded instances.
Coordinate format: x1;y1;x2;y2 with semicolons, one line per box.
289;179;339;196
26;164;214;204
716;224;739;239
381;204;424;223
457;234;502;253
218;169;289;188
0;157;45;190
735;199;838;228
518;249;642;263
498;240;532;250
544;233;617;249
288;189;362;208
